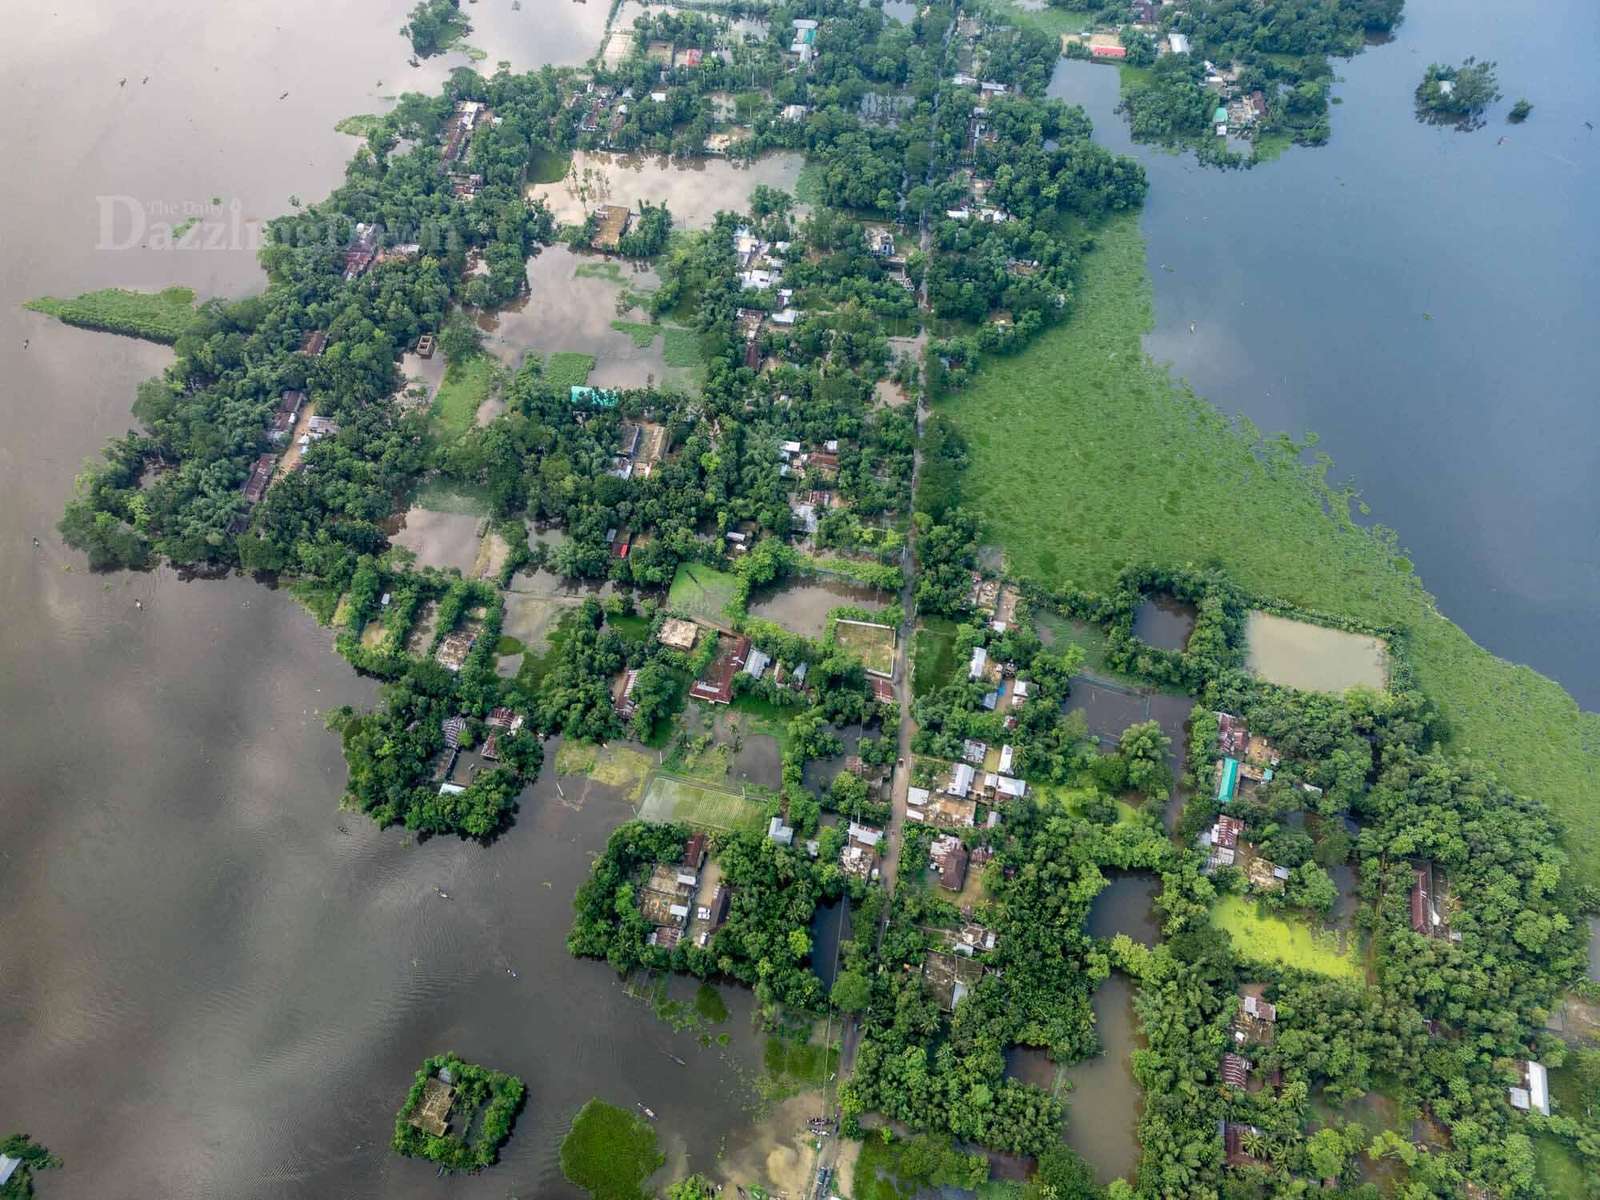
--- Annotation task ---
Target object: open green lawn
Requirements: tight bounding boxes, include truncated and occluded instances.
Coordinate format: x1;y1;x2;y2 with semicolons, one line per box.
974;0;1089;40
660;326;703;369
913;617;960;699
1210;895;1362;980
25;285;197;343
835;619;897;677
939;213;1600;890
1533;1132;1587;1198
637;775;767;832
668;562;741;625
431;353;497;440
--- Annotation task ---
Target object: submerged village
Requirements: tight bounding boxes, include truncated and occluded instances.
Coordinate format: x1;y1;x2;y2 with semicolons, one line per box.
23;0;1600;1197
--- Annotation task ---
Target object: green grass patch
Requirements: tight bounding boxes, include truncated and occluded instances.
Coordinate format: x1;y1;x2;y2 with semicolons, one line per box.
528;146;572;185
1252;131;1295;164
575;260;628;284
835;618;897;677
610;319;660;349
25;286;197;344
410;479;493;516
660;326;704;370
335;113;383;137
1210;895;1362;979
794;160;826;206
668;562;741;624
694;982;730;1024
430;353;497;440
637;775;767;832
543;351;596;391
913;617;960;699
760;1031;839;1101
1533;1132;1587;1198
559;1098;663;1200
608;613;652;641
938;211;1600;891
289;578;342;625
974;0;1090;38
495;634;525;656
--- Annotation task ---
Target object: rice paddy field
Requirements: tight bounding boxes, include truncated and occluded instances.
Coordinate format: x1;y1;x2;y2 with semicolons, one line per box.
939;213;1600;890
1209;896;1363;980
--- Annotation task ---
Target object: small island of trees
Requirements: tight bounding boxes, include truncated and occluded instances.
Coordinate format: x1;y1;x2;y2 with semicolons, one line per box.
391;1053;524;1172
0;1134;61;1199
1415;57;1502;128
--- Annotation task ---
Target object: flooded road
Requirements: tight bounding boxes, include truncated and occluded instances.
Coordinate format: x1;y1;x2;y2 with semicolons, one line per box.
1060;975;1142;1184
0;3;772;1196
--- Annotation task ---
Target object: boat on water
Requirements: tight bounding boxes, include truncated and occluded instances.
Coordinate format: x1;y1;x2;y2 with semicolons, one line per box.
637;1103;657;1120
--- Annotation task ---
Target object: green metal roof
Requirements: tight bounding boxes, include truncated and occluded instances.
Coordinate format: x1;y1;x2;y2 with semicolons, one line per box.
1216;756;1239;803
1213;106;1229;124
569;385;620;408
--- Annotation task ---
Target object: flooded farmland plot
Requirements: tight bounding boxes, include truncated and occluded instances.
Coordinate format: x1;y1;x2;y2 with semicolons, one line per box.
527;150;807;228
483;246;698;390
747;578;890;639
389;506;485;574
1245;611;1389;694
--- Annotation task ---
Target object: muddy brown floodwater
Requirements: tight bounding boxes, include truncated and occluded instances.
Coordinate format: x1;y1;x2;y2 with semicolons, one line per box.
0;3;783;1197
527;150;807;227
746;579;891;639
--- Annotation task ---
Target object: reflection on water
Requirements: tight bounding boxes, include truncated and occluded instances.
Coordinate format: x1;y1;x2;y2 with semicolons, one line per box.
1087;872;1161;945
1131;595;1195;652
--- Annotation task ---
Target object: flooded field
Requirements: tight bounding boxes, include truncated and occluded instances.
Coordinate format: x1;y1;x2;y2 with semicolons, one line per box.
527;150;807;228
1061;974;1142;1184
747;578;890;639
483;245;696;390
810;898;853;991
1244;611;1389;694
1087;872;1161;945
389;506;484;574
1131;594;1196;651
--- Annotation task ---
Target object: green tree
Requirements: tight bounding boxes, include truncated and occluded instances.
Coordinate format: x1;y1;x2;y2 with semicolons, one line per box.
0;1133;62;1199
831;969;872;1012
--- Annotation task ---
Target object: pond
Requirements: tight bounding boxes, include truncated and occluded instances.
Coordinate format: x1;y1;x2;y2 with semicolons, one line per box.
810;897;853;991
1131;594;1196;652
526;150;807;229
1245;611;1389;694
747;578;890;639
1061;974;1142;1185
1086;872;1161;945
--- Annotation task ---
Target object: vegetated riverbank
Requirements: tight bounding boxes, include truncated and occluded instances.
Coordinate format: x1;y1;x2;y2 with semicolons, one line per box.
24;286;198;343
939;212;1600;891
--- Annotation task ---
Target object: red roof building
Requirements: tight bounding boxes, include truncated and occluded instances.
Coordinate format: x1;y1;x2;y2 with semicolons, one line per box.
689;635;751;705
1216;712;1249;758
1090;44;1128;59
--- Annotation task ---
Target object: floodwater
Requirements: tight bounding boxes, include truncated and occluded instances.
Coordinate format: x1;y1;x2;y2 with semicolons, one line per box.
484;244;686;389
1086;872;1161;945
1244;611;1389;694
1048;0;1600;707
747;579;890;639
1060;974;1142;1184
527;150;807;227
0;2;778;1196
389;506;487;573
1130;595;1195;652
